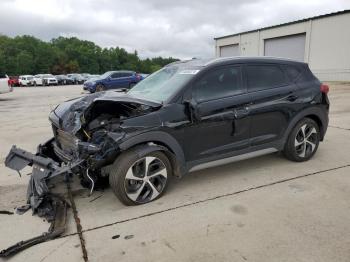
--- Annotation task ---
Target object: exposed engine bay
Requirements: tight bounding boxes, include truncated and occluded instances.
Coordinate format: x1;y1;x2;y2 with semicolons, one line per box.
1;91;161;257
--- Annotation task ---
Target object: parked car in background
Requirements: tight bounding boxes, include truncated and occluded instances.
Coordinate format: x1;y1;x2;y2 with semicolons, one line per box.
19;75;34;86
9;76;20;87
81;73;91;82
55;75;73;85
33;74;44;86
83;70;142;93
42;74;58;86
0;74;13;94
140;73;149;79
67;73;85;84
83;75;100;90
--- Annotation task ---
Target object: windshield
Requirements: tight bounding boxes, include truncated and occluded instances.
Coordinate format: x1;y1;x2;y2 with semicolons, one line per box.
127;66;197;103
100;71;112;79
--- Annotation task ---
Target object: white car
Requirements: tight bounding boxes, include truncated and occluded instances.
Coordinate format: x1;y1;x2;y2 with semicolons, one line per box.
42;74;58;86
33;74;44;86
0;74;13;94
19;75;34;86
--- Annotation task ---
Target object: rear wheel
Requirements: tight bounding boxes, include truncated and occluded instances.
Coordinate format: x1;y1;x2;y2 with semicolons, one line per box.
96;84;105;92
284;118;320;162
109;148;171;205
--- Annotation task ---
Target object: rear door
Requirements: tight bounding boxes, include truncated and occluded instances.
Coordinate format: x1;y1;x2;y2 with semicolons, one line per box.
184;65;251;162
244;63;299;146
108;72;122;88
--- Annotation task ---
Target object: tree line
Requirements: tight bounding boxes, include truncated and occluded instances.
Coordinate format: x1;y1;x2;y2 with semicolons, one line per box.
0;35;179;76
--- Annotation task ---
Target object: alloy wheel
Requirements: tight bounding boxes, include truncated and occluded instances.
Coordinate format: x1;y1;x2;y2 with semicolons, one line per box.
294;124;318;158
124;156;168;203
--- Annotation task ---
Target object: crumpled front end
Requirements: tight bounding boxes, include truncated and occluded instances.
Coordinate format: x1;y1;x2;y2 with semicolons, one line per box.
1;91;161;257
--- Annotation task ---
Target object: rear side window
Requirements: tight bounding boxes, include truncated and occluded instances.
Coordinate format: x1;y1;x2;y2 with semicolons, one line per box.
0;74;7;79
283;65;301;81
246;65;287;92
193;66;244;102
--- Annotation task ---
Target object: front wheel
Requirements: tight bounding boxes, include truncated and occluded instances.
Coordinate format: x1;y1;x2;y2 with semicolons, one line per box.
109;148;171;205
96;84;105;92
284;118;320;162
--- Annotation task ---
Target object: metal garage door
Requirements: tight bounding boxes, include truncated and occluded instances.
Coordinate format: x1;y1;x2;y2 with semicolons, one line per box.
220;44;239;57
264;33;306;61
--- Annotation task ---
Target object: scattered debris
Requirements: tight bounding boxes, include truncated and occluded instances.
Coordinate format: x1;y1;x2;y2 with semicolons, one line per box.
0;195;68;257
0;210;14;215
124;235;134;240
112;234;120;239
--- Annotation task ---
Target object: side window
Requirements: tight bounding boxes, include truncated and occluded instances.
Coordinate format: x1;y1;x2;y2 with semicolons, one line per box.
193;66;243;102
110;73;120;79
283;65;301;81
246;65;287;92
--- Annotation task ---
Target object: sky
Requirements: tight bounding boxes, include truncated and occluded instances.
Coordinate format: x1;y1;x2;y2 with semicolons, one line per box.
0;0;349;59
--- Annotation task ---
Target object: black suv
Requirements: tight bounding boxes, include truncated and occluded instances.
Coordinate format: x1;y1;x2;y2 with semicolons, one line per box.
5;57;329;209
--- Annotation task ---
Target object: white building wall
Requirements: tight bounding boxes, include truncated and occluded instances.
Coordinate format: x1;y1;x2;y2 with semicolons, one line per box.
215;12;350;81
308;14;350;81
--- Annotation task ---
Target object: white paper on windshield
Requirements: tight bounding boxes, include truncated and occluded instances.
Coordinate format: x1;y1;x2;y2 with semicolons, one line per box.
179;70;200;75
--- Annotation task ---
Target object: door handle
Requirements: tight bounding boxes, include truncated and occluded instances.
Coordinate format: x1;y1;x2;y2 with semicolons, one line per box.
286;94;298;102
234;106;250;119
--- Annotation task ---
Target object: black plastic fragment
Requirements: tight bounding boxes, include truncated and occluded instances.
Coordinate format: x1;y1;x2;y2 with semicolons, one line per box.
0;195;68;258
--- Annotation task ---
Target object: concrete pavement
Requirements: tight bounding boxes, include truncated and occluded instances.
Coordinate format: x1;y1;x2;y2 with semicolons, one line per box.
0;83;349;261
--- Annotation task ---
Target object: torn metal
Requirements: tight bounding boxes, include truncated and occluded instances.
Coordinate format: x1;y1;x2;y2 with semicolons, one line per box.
1;91;161;257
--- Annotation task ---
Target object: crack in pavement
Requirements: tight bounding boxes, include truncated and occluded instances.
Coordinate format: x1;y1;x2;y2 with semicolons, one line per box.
59;163;350;238
329;125;350;131
67;182;89;262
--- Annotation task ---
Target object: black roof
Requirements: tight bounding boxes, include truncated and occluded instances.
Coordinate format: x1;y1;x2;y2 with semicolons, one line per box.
215;9;350;40
169;57;306;68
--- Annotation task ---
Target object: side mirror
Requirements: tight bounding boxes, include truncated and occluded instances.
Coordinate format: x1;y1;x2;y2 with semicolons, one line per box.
183;99;200;122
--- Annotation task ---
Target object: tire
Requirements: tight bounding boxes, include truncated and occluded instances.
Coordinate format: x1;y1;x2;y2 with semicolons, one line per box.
129;82;136;89
284;118;320;162
96;84;105;92
109;148;171;205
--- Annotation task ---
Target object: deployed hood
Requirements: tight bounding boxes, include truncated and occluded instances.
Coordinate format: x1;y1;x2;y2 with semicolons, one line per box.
50;91;162;134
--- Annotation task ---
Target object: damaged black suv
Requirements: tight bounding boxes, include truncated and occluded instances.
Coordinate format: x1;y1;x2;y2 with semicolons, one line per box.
6;57;329;208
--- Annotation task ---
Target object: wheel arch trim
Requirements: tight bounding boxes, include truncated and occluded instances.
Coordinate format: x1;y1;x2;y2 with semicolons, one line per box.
283;106;328;143
118;131;186;177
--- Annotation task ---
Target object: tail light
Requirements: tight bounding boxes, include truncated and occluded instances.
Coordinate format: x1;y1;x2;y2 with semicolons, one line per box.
320;83;329;94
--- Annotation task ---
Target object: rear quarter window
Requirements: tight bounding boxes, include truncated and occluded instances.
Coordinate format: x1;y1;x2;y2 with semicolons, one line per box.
283;65;301;81
246;64;287;92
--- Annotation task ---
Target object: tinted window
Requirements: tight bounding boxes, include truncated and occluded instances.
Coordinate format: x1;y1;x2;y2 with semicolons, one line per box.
283;65;301;81
246;65;287;92
110;73;120;79
0;74;7;78
193;66;243;102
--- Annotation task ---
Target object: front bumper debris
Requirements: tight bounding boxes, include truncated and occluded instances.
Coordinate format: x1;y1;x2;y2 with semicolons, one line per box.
0;195;67;257
0;145;82;257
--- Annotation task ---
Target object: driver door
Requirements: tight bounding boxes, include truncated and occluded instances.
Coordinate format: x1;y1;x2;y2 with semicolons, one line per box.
184;65;252;162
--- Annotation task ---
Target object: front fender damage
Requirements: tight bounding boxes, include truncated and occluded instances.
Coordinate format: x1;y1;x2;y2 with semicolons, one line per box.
1;92;161;257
